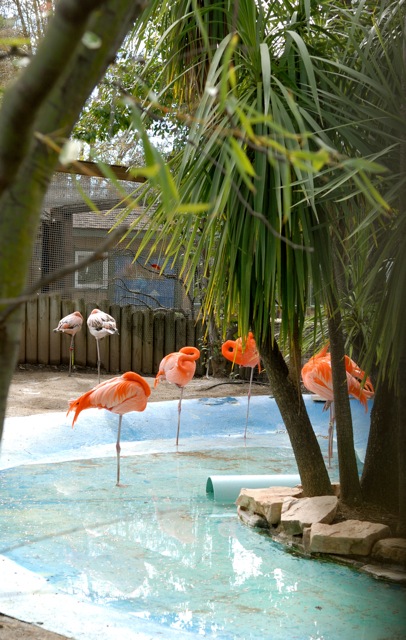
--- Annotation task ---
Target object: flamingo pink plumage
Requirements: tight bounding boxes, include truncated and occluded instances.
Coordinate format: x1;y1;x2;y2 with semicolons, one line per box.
301;343;374;466
221;332;261;438
154;346;200;446
53;311;83;376
67;371;151;486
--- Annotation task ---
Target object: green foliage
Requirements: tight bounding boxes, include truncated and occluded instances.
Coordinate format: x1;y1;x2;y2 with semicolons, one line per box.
71;0;404;389
72;23;180;160
122;0;399;369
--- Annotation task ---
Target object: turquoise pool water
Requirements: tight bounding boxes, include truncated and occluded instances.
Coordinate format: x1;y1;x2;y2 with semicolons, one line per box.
0;396;404;639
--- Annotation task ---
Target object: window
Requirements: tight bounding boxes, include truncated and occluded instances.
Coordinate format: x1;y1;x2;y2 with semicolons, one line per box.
74;250;108;289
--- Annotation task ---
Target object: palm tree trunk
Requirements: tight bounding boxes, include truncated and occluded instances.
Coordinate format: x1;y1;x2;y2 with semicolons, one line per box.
260;331;333;497
397;354;406;534
396;16;406;535
361;377;399;514
327;308;362;506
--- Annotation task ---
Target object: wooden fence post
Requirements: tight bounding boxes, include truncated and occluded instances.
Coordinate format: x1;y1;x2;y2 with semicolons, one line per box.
98;299;111;374
175;314;187;351
108;303;121;373
61;300;74;366
142;310;154;374
72;297;87;367
186;317;196;346
25;299;38;364
120;305;133;372
131;309;144;373
164;310;176;356
37;296;50;365
49;295;61;365
18;302;26;364
153;311;166;373
85;302;97;369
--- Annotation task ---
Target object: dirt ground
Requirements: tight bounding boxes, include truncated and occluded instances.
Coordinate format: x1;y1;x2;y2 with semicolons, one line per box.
6;364;270;418
2;365;270;640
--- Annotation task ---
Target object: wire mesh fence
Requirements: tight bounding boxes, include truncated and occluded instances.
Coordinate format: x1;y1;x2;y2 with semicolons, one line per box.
29;170;198;317
23;168;203;375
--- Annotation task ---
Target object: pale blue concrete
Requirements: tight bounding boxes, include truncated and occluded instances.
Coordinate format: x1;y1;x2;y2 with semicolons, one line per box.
1;395;402;640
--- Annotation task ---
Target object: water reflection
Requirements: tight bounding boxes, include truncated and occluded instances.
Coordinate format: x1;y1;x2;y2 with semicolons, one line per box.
230;538;263;586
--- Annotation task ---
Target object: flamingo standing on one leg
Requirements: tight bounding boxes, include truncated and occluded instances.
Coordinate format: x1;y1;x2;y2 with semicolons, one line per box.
154;346;200;446
221;332;261;438
87;309;119;383
53;311;84;376
301;343;374;467
67;371;151;486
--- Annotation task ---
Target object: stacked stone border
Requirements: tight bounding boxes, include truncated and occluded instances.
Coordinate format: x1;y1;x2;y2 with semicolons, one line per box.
236;484;406;585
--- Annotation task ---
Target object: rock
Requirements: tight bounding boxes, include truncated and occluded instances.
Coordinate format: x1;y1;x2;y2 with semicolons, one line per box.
234;490;406;585
236;486;303;525
371;538;406;567
310;519;391;556
302;526;311;552
237;506;268;528
360;564;406;584
280;496;338;535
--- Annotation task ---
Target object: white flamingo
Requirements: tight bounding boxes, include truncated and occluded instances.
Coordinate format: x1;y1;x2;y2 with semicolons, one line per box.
87;308;119;383
53;311;83;376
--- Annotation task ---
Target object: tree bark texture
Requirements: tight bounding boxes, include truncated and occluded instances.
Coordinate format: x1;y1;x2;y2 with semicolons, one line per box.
361;377;399;514
397;355;406;534
327;309;362;505
396;15;406;535
0;0;148;441
260;332;333;497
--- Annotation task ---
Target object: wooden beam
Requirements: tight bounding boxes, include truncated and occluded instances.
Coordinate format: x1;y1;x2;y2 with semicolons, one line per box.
57;160;146;183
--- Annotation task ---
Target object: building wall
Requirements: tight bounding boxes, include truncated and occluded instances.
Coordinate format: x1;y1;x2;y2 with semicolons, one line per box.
28;206;196;315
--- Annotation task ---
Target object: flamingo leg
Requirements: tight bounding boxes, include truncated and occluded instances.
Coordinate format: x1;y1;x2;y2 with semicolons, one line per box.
96;339;101;384
116;414;122;487
244;367;254;439
68;335;75;376
176;387;184;447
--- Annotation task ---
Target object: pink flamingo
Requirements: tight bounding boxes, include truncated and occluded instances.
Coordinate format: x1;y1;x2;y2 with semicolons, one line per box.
154;346;200;446
301;343;374;466
221;332;261;438
53;311;83;376
67;371;151;486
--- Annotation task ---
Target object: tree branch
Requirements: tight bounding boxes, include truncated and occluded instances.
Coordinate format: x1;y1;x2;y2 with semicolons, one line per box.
0;0;107;194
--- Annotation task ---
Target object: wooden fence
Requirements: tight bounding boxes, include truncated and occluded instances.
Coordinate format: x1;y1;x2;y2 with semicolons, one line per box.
18;296;204;376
